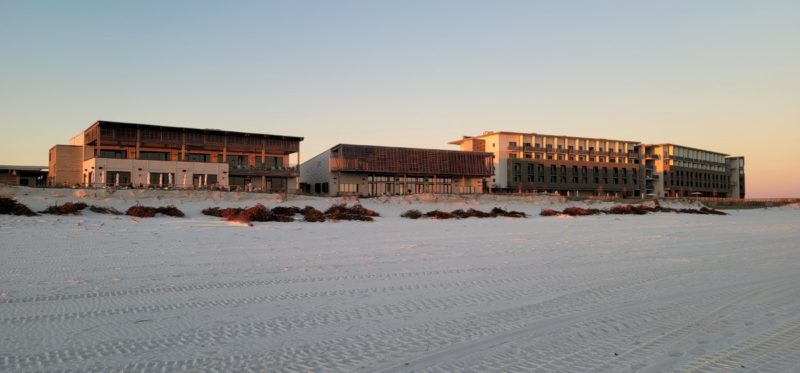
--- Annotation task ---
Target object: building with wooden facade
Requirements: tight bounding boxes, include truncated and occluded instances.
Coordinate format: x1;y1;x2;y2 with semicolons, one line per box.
48;121;303;192
300;144;493;196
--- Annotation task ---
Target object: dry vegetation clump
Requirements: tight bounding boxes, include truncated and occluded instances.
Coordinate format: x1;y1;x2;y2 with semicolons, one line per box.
490;207;528;218
231;204;271;223
126;205;157;218
349;204;380;217
126;205;184;218
268;214;296;222
423;210;457;219
271;206;303;217
201;207;224;217
401;207;528;219
400;209;423;219
303;206;326;222
561;207;598;216
39;202;89;215
202;203;379;224
540;203;726;217
88;205;123;215
155;206;185;218
607;205;651;215
324;204;377;221
539;209;560;217
202;207;244;218
468;208;494;218
0;197;38;216
450;209;469;218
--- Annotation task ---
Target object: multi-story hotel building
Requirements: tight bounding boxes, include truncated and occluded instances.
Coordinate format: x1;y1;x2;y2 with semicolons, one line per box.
452;131;745;198
643;144;745;198
300;144;493;196
451;131;643;197
48;121;303;192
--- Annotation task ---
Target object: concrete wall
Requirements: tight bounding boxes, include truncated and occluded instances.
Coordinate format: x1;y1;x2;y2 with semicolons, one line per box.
84;158;229;188
727;157;745;198
299;150;333;194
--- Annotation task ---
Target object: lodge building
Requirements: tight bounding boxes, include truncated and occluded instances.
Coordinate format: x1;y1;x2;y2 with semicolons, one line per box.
300;144;493;196
48;121;303;192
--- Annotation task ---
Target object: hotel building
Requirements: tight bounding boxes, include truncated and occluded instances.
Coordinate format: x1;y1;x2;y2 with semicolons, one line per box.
452;131;745;198
48;121;303;192
643;144;745;198
451;131;642;197
300;144;493;196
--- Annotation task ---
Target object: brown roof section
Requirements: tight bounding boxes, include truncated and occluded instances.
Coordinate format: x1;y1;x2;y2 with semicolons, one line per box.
330;144;493;177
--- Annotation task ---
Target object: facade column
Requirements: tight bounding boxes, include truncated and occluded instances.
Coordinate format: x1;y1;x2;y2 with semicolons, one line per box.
181;132;186;161
296;150;300;192
135;127;141;159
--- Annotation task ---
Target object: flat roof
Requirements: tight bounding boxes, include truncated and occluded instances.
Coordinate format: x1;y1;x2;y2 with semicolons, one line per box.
648;143;730;156
89;120;304;141
331;143;491;155
0;165;48;171
449;131;641;145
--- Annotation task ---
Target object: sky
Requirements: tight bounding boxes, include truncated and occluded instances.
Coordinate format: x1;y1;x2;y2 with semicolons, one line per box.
0;1;798;197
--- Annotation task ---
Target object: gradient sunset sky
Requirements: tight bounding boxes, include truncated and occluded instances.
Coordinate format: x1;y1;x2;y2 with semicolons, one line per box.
1;1;797;197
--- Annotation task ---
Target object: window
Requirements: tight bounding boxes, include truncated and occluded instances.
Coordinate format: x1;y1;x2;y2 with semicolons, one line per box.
340;183;358;194
149;172;175;186
99;149;127;159
184;153;210;163
139;152;169;161
227;155;248;167
105;171;131;186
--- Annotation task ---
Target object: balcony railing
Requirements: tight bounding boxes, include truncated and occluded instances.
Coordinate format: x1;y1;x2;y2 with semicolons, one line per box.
228;165;299;177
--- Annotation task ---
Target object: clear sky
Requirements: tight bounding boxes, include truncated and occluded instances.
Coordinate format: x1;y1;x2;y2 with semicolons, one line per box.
1;1;798;197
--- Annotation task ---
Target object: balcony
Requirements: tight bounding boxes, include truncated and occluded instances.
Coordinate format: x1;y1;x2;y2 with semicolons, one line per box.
229;165;299;178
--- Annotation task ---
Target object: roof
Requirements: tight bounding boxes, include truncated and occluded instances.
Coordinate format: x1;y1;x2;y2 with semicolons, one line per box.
449;131;641;145
90;120;304;141
647;143;730;156
0;165;48;172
